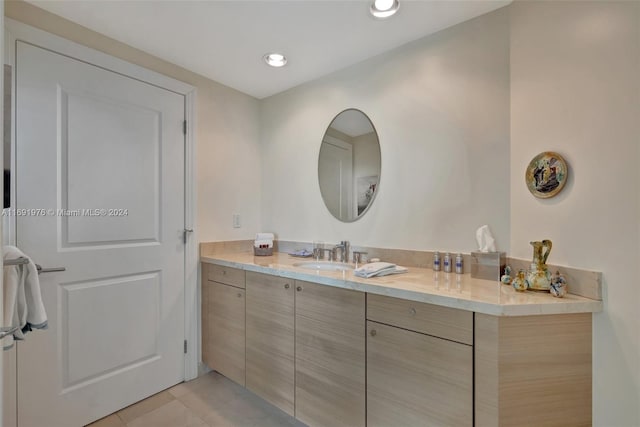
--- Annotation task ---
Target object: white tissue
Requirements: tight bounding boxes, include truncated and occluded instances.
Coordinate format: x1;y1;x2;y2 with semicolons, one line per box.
475;225;496;252
254;232;274;248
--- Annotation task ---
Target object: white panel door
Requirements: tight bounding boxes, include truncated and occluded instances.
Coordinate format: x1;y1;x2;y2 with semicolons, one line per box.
15;41;185;427
318;136;353;221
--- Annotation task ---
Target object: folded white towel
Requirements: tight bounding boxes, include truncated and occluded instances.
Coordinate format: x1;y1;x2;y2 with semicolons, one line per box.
371;265;408;277
256;233;274;241
354;262;408;278
2;246;47;349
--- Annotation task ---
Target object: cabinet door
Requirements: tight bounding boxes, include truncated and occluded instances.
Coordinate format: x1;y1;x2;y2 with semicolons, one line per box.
204;281;245;386
246;272;295;416
367;321;473;427
295;281;366;427
201;266;209;366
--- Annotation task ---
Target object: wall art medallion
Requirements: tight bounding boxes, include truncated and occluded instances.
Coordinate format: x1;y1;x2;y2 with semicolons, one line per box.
525;151;568;199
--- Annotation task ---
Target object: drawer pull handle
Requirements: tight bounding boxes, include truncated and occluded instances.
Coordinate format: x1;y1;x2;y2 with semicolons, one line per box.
284;283;290;289
222;270;227;275
296;286;303;292
237;293;242;298
409;307;417;316
370;329;377;337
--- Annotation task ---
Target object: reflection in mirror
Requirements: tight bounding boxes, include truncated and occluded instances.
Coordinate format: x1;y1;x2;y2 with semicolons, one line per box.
4;65;11;209
318;109;381;222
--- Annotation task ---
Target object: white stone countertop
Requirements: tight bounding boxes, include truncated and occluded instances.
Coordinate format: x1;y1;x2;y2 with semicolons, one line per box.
201;252;603;317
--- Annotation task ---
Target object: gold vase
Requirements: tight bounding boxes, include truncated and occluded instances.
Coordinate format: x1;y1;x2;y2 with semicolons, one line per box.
526;240;552;291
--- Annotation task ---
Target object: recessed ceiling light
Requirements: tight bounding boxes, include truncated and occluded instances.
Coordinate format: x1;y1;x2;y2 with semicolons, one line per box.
263;53;287;68
370;0;399;18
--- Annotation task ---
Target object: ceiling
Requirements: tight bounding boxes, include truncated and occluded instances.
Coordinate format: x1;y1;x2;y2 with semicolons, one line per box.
330;109;373;137
28;0;511;99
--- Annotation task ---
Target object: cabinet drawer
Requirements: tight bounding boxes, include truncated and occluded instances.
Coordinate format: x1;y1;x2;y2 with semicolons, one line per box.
207;264;245;288
246;271;291;289
367;294;473;345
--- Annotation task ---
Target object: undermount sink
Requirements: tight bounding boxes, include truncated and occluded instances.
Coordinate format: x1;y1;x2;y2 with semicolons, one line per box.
293;261;354;272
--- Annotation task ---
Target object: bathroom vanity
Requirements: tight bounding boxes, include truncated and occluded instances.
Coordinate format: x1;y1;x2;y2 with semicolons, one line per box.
200;251;601;427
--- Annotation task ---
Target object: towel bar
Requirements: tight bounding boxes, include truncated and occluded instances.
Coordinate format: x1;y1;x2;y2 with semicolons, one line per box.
4;258;66;274
36;264;66;274
4;257;29;266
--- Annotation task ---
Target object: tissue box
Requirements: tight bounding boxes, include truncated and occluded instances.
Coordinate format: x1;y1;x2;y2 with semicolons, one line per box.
254;246;273;256
470;251;506;281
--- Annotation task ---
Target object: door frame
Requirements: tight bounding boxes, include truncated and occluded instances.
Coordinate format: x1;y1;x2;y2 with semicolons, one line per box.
4;18;199;382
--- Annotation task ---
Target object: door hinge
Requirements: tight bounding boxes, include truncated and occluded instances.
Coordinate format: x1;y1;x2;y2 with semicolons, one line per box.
184;340;187;354
183;120;187;135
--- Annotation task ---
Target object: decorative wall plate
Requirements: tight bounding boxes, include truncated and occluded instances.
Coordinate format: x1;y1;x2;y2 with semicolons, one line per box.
525;151;568;199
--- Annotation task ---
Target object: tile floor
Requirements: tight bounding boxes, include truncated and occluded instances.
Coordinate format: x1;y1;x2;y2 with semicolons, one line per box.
87;372;306;427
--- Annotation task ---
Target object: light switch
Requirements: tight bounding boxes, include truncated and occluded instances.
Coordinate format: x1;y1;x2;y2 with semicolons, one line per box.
233;214;241;228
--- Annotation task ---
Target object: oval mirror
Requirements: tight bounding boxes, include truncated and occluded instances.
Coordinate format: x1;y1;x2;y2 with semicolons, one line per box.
318;109;381;222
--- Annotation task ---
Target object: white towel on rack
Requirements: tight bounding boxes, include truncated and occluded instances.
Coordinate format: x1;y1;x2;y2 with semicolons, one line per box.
2;246;47;349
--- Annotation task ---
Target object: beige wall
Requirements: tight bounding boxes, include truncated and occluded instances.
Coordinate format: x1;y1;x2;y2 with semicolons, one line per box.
260;7;511;252
5;0;263;243
510;1;639;425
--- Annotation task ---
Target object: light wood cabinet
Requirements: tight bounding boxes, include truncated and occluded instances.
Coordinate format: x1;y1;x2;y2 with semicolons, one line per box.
201;272;209;375
475;313;592;427
368;293;473;345
207;264;245;288
366;294;473;427
201;262;592;427
202;264;246;386
295;281;366;427
367;321;473;427
245;272;295;416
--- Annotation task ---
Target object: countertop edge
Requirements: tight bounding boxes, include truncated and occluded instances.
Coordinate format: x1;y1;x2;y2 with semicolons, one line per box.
201;255;603;317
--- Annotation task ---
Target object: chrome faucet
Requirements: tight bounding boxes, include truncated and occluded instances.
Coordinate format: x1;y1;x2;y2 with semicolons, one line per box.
352;250;368;268
321;248;334;262
333;241;349;263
